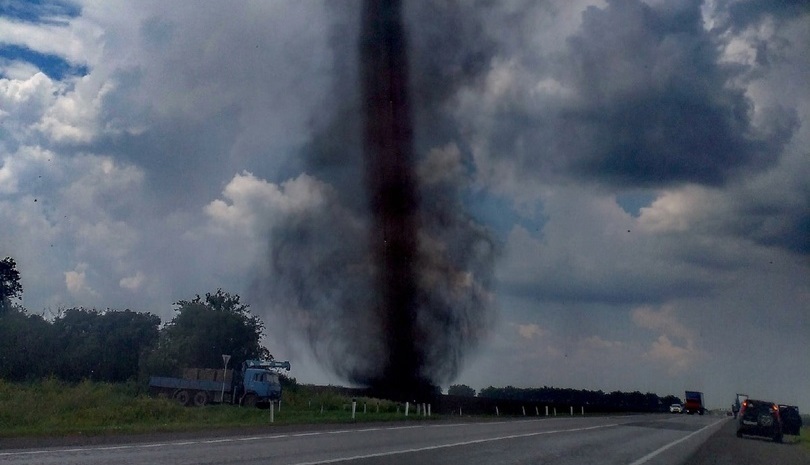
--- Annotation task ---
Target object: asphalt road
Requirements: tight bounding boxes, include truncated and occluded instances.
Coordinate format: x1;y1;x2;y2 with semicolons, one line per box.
0;414;763;465
688;417;808;465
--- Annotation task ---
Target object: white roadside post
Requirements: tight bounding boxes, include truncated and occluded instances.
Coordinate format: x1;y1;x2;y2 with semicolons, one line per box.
545;406;549;416
352;398;357;420
536;406;539;416
270;401;275;423
522;406;526;416
581;406;585;416
570;406;573;416
405;402;410;417
220;354;231;403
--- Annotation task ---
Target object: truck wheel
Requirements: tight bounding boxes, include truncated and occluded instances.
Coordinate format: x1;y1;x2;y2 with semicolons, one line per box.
193;391;208;407
242;394;257;408
174;390;191;406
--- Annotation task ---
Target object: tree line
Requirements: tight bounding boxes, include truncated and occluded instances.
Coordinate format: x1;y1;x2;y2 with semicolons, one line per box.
2;256;682;411
448;384;682;413
0;257;268;383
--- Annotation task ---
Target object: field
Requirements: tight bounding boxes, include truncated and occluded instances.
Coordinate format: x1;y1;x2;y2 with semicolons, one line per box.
0;378;421;438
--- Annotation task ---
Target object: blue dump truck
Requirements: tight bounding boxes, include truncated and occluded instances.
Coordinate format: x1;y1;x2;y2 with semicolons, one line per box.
684;390;706;415
149;359;291;408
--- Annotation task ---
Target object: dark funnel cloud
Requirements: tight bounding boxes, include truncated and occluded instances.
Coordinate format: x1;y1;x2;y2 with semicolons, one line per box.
359;0;423;397
255;0;497;399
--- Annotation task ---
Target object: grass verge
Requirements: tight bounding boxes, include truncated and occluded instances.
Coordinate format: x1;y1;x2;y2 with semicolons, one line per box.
0;378;425;438
800;415;810;450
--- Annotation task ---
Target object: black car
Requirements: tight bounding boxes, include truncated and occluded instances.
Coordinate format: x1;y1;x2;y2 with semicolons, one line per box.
737;399;783;443
778;405;802;436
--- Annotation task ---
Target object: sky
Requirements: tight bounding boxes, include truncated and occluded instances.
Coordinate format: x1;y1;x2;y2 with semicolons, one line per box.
1;0;808;410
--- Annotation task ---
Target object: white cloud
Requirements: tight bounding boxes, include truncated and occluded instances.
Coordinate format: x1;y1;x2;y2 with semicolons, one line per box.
0;15;103;68
516;323;547;340
631;305;694;342
0;72;58;128
64;262;96;297
632;305;701;375
204;171;333;238
119;271;145;291
35;75;113;143
637;186;711;233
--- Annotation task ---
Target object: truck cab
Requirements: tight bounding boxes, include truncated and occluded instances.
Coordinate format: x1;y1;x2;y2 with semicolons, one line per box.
242;368;282;403
238;359;290;407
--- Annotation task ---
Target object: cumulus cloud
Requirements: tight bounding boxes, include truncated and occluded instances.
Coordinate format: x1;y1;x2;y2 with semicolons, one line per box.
632;305;701;374
65;262;96;297
119;271;145;291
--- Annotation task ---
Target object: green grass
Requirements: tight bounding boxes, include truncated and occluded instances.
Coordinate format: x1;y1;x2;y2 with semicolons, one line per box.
0;378;427;438
800;415;810;450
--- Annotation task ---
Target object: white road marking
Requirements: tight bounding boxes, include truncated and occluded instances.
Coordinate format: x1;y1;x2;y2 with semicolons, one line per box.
0;419;619;459
627;417;728;465
288;423;620;465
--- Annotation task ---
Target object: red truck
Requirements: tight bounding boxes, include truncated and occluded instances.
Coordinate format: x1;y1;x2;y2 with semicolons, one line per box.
684;390;706;415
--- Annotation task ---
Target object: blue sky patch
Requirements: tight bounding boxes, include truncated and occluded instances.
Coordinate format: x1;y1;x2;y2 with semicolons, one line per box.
616;191;657;217
466;189;547;239
0;44;88;80
0;0;80;24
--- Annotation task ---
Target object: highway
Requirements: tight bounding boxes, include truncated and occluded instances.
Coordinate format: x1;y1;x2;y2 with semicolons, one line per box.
0;414;729;465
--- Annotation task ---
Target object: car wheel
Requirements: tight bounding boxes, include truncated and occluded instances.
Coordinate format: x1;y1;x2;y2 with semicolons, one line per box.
736;429;743;438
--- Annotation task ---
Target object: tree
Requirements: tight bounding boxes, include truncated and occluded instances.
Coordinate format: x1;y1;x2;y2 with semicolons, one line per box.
0;307;55;381
52;308;161;382
448;384;477;397
0;257;23;312
151;290;268;374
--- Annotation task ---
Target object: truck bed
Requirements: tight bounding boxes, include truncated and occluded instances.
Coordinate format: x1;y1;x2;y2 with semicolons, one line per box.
149;376;232;393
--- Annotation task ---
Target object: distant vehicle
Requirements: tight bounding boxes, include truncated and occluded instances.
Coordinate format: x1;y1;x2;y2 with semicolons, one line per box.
149;359;291;408
669;403;683;413
732;393;748;418
736;399;783;443
778;405;802;436
684;391;705;415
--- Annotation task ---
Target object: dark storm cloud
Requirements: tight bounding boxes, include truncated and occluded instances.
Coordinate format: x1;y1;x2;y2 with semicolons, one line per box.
561;0;798;187
727;174;810;255
480;0;798;189
720;0;810;31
